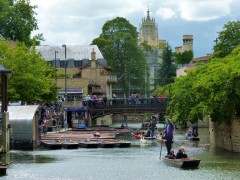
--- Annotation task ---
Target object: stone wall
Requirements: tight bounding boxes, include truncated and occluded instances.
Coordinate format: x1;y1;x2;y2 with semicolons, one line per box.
209;117;240;153
96;115;113;126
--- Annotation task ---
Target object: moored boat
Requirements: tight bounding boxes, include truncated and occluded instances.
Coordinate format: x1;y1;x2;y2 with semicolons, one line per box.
98;140;116;148
155;138;166;144
78;141;99;148
116;141;131;148
131;133;155;140
186;136;200;141
104;140;131;148
162;157;201;169
41;140;62;150
62;140;79;149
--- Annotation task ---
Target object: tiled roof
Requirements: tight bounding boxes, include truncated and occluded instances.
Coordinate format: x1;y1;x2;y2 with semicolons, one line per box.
191;54;212;64
35;45;104;61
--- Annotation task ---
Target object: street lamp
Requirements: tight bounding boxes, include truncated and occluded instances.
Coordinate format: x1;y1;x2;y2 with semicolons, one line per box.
54;50;58;84
62;44;67;101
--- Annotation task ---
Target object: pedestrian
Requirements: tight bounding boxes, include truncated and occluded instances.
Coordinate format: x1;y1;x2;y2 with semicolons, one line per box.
165;116;174;155
103;95;107;106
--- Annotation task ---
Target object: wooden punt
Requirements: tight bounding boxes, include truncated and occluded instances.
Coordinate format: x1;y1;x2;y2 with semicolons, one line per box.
116;141;131;148
98;141;116;148
78;141;99;148
162;157;201;169
186;136;200;141
155;138;167;144
41;140;62;150
62;140;79;149
131;133;155;140
104;140;131;148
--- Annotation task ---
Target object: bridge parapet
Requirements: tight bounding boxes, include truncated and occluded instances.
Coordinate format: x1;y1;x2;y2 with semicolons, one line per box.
87;97;169;119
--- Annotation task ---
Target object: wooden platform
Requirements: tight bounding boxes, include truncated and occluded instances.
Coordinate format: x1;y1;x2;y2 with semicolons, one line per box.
40;128;131;149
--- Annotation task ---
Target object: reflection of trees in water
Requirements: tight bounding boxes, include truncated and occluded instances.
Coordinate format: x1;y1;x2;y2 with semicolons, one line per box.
10;152;56;164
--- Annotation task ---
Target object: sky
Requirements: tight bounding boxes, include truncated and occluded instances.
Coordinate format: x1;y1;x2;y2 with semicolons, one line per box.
30;0;240;58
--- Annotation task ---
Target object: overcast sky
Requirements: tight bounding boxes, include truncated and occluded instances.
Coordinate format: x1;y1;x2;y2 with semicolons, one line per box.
30;0;240;58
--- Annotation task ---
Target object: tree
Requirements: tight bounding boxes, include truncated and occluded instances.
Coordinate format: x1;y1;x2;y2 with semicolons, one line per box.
92;17;147;97
213;21;240;58
0;41;58;104
174;50;194;64
168;46;240;124
0;0;43;46
158;43;176;87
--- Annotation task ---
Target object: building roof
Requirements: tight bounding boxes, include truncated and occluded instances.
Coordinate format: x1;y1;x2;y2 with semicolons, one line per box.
79;59;111;71
8;105;39;121
191;54;212;64
35;45;104;61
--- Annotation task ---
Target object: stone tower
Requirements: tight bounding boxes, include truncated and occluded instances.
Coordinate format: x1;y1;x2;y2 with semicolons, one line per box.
139;8;159;46
139;8;167;93
175;35;193;53
182;35;193;52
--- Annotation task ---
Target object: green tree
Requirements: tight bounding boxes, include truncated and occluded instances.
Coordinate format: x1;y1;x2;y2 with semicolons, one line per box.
168;46;240;124
213;21;240;58
158;43;176;86
174;50;194;64
0;41;58;104
92;17;147;97
0;0;43;46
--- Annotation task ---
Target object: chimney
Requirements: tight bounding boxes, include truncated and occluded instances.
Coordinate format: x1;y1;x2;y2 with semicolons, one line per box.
91;48;96;60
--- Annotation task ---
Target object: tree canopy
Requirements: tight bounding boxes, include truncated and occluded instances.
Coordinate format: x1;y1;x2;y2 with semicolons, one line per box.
92;17;147;97
213;21;240;58
174;50;194;64
0;41;58;104
157;43;176;87
168;46;240;124
0;0;43;46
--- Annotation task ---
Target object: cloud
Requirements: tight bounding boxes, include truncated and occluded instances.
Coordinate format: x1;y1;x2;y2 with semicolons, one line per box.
156;8;176;19
29;0;240;57
178;0;232;21
30;0;146;45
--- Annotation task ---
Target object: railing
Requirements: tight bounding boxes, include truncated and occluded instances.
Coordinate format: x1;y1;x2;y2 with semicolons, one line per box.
86;97;170;119
83;97;170;107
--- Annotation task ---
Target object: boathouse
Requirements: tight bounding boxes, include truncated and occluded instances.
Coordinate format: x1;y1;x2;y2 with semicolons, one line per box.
8;105;41;150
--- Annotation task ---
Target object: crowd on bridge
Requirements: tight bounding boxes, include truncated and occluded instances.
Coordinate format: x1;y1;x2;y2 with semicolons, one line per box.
81;93;169;107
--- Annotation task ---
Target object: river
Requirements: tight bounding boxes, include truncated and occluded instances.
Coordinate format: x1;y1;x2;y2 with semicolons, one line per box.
1;125;240;180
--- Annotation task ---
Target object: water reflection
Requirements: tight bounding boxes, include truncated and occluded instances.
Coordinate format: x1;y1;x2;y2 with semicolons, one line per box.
1;127;240;179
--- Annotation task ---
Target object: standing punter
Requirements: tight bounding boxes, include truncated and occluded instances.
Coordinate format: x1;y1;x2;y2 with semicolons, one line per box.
165;116;174;155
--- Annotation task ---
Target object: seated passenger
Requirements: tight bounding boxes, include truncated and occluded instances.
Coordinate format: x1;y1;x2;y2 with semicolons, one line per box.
156;131;163;139
134;130;142;136
176;146;188;159
168;149;176;159
186;127;193;137
145;128;151;137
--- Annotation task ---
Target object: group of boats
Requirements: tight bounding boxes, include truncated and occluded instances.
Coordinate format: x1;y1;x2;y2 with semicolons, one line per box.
41;139;131;149
132;129;201;169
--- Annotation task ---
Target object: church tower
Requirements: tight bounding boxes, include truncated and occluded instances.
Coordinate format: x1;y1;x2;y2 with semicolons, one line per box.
139;8;159;46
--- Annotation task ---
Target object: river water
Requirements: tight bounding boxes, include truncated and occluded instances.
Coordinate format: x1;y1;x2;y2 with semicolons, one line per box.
1;125;240;180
